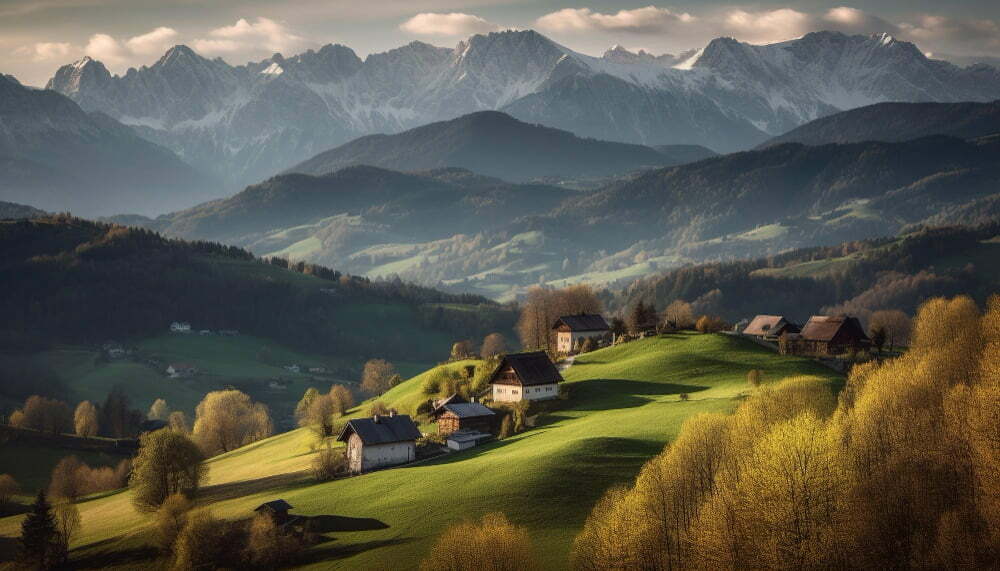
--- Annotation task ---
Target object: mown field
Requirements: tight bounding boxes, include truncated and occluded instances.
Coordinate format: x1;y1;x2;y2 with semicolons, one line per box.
0;333;842;569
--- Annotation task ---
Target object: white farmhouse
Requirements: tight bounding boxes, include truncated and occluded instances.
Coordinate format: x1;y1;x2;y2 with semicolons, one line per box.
488;351;564;403
337;413;422;473
170;322;192;333
552;313;610;354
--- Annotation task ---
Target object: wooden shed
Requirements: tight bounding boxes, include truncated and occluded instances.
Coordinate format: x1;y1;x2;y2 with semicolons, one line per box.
743;315;799;340
784;315;871;356
431;400;496;436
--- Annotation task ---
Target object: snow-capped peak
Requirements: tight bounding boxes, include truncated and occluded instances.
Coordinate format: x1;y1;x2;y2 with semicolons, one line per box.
673;48;703;70
261;62;284;76
876;32;895;46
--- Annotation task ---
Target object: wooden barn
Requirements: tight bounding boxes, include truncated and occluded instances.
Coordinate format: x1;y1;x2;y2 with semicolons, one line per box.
553;313;610;353
782;315;871;356
431;399;496;436
488;351;563;403
337;412;422;473
743;315;799;340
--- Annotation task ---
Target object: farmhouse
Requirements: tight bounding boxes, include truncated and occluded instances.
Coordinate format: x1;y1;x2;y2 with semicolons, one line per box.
553;313;610;353
743;315;799;340
166;363;197;378
169;321;191;333
488;351;563;403
431;398;496;436
782;315;871;356
337;412;422;473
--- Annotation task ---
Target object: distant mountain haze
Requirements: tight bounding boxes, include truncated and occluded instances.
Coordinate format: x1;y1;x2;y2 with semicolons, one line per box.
287;111;704;181
0;74;216;217
44;30;1000;189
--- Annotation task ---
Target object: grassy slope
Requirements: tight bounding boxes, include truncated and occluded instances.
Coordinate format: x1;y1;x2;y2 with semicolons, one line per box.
0;333;842;569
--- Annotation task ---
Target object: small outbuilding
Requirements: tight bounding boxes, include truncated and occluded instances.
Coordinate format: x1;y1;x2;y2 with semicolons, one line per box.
743;315;799;340
553;313;610;353
166;363;197;378
254;499;294;525
446;430;494;451
488;351;563;403
337;413;422;473
431;399;496;436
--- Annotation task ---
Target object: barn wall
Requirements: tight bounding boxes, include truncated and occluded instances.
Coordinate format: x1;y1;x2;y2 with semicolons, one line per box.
361;441;416;472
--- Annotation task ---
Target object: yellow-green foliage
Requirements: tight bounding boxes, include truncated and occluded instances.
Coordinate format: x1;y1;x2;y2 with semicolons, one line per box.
572;295;1000;570
420;513;537;571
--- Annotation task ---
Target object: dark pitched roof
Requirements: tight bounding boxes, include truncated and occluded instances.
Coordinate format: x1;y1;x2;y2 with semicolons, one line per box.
337;414;422;445
255;499;293;513
800;315;870;342
489;351;564;386
553;314;610;331
440;402;495;419
432;393;467;412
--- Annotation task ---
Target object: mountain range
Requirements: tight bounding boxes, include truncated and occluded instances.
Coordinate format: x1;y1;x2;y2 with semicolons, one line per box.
46;30;1000;189
0;74;214;217
114;126;999;300
288;111;714;181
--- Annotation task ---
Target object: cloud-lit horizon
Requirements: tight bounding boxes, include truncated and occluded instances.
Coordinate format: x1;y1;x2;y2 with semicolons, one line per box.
3;1;1000;86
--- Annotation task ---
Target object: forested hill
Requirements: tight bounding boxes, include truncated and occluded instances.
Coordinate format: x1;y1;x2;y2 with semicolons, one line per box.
614;223;1000;325
761;100;1000;148
0;216;514;359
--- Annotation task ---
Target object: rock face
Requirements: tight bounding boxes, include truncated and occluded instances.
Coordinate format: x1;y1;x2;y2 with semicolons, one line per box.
46;30;1000;188
0;75;214;217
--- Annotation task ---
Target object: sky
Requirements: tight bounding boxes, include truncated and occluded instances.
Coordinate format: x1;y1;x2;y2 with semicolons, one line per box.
3;0;1000;86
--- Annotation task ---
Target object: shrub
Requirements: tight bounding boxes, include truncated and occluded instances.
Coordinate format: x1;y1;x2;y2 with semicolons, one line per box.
695;314;727;333
312;446;347;481
172;510;240;570
420;513;537;571
244;513;300;568
0;474;19;506
747;369;764;388
155;493;192;553
679;393;690;401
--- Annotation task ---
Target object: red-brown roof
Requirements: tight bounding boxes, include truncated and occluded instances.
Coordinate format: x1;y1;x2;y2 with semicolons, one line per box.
800;315;869;342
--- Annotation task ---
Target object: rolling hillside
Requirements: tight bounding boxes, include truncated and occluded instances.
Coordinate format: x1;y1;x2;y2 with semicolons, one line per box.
0;334;843;569
289;111;698;181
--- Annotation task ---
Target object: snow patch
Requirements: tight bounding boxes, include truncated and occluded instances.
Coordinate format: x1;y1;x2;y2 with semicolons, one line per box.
673;48;704;70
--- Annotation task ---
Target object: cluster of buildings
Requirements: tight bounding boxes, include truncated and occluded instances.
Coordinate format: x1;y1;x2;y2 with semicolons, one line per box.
743;314;871;356
169;322;238;336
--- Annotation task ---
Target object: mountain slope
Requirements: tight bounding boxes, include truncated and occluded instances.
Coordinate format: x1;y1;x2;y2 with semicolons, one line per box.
0;201;45;219
46;30;1000;187
0;74;215;217
762;100;1000;147
289;111;680;181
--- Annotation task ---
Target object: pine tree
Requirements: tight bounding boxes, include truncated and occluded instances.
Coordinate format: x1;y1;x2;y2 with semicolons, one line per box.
20;490;56;568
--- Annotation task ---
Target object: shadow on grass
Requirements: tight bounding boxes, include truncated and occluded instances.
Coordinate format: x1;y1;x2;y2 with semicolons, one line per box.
69;537;160;570
0;536;19;564
307;515;389;533
407;433;544;467
298;537;414;565
566;378;708;412
198;470;314;503
0;502;28;518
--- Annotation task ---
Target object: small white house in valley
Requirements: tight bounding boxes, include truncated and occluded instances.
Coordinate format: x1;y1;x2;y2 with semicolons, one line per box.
337;413;422;473
552;313;610;353
166;363;197;378
170;322;191;333
488;351;564;403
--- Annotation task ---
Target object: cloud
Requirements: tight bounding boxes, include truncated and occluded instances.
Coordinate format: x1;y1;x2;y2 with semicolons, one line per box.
536;6;694;34
125;26;178;56
822;7;897;35
400;12;501;36
85;32;129;64
721;8;812;44
899;15;1000;52
192;17;311;56
13;41;72;61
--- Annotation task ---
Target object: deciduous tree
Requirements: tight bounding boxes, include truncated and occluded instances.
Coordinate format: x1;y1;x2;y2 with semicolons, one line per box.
420;513;537;571
73;401;98;437
360;359;396;395
130;429;205;512
192;390;272;455
480;332;507;358
147;398;169;421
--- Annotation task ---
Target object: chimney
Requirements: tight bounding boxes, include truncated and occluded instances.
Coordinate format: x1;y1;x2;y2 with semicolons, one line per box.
372;414;380;423
389;409;396;417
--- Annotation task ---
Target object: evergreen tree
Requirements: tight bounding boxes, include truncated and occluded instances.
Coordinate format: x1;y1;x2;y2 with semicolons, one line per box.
20;490;56;569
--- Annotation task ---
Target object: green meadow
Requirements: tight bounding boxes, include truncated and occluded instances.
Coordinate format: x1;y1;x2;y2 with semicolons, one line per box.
0;333;842;569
